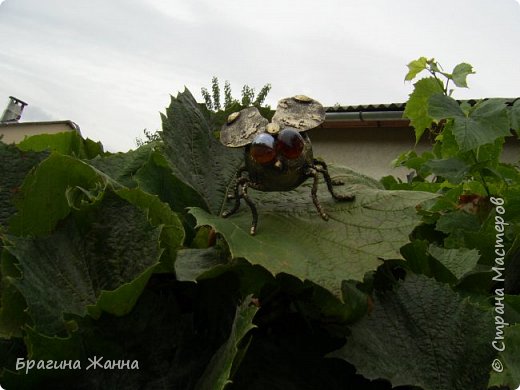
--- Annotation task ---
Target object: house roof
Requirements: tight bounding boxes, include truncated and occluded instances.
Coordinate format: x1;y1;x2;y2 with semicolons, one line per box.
322;98;519;129
323;102;408;129
326;102;405;113
325;98;519;113
0;120;81;132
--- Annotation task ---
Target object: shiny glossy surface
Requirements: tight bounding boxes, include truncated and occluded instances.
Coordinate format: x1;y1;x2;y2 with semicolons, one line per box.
250;133;276;165
276;128;304;159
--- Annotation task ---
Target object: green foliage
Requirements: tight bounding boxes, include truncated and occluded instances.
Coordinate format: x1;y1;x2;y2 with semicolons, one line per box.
428;94;511;152
1;60;519;389
190;168;437;296
195;297;258;390
161;89;244;215
135;128;161;147
403;58;477;143
393;58;520;388
330;274;496;390
6;196;163;335
201;76;272;111
403;77;444;142
0;143;48;230
488;324;520;389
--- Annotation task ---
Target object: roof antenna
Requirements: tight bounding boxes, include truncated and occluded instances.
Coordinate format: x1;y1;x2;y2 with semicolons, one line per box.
1;96;28;123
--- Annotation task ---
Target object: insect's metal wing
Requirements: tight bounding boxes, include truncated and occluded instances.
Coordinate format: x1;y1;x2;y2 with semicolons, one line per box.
220;107;269;147
271;95;325;132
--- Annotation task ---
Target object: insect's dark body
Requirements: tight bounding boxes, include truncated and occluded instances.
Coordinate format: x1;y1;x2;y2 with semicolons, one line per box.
244;134;313;192
220;95;355;235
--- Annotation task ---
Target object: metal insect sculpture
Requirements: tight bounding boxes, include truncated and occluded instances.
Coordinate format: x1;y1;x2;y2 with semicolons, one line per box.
220;95;354;235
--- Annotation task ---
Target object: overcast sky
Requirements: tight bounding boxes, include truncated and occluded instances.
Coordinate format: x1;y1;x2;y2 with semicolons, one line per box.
1;0;519;151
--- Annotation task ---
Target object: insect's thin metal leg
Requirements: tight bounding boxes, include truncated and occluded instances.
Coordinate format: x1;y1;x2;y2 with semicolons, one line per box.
313;159;343;186
226;166;248;200
306;167;329;221
222;174;258;235
240;181;258;235
314;163;355;201
222;169;247;217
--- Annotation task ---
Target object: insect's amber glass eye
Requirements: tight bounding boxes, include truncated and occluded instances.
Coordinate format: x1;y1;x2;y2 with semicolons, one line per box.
276;128;304;159
250;133;276;164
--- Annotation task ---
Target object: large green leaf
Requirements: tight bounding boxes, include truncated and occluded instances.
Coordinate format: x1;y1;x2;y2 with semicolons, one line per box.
87;144;154;188
134;149;207;214
0;142;48;229
403;77;444;142
8;153;109;236
1;275;242;389
488;324;520;389
404;57;428;81
161;88;243;215
5;192;163;335
329;274;496;390
428;245;480;280
509;99;520;134
451;63;474;88
0;251;30;338
429;95;511;152
116;187;185;272
175;247;228;282
17;131;103;159
195;297;258;390
190;166;437;296
423;157;470;184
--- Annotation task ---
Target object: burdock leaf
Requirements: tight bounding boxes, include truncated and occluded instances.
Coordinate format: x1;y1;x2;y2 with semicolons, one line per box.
161;88;243;215
509;99;520;135
329;274;496;390
17;131;103;159
190;166;437;297
87;144;153;188
8;153;110;237
0;142;48;229
5;192;162;335
195;297;258;390
175;247;228;282
488;324;520;389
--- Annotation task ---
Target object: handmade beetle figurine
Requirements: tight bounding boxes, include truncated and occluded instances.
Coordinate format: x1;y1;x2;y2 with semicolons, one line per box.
220;95;354;235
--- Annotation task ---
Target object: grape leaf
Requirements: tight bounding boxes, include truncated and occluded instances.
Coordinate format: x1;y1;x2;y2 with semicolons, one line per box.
428;244;480;280
429;95;511;152
190;166;438;297
329;274;496;390
423;157;470;183
451;63;474;88
403;77;444;142
404;57;428;81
